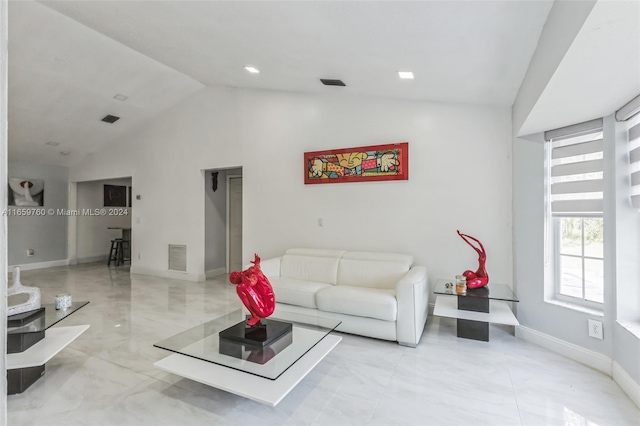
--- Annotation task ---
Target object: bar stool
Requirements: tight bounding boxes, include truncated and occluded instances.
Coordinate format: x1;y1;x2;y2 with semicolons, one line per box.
108;239;130;266
119;240;131;266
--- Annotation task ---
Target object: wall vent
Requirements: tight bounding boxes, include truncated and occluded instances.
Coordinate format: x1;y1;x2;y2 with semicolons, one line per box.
168;244;187;272
101;114;120;123
320;79;346;87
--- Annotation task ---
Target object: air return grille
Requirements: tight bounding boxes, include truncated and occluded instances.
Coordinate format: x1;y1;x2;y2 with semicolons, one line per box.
320;79;346;87
101;114;120;123
168;244;187;272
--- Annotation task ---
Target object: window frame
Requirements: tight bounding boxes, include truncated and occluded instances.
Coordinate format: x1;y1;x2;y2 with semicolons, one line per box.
552;214;604;310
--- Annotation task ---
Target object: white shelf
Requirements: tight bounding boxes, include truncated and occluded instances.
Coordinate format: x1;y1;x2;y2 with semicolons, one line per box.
433;296;519;326
154;334;341;406
7;325;90;369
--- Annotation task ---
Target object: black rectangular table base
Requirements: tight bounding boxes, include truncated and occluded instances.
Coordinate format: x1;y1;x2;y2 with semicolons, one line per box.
457;294;490;342
457;319;489;342
8;330;45;354
219;331;293;365
219;317;293;348
8;365;45;395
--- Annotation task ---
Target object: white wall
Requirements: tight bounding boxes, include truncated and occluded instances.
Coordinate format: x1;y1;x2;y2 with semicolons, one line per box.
512;133;615;353
238;90;513;289
512;0;596;136
76;178;132;262
70;87;513;288
7;160;69;266
1;0;8;418
511;0;640;392
204;168;242;272
513;123;640;392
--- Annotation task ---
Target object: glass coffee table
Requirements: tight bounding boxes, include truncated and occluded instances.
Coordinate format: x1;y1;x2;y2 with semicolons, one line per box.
433;279;519;341
154;309;341;406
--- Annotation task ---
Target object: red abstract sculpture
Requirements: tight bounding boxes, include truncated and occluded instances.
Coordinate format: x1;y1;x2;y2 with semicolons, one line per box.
229;254;276;327
457;230;489;289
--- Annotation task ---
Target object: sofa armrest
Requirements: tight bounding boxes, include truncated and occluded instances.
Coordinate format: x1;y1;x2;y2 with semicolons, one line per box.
395;266;429;347
260;256;282;278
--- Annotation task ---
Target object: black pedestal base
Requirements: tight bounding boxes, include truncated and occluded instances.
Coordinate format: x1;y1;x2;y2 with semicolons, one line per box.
8;330;45;354
457;293;490;342
219;317;292;348
219;331;293;365
7;307;46;354
8;365;45;395
8;307;45;327
457;319;489;341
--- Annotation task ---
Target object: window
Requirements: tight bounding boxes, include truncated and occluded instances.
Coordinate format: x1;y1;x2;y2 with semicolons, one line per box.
556;217;604;303
628;115;640;208
545;119;604;307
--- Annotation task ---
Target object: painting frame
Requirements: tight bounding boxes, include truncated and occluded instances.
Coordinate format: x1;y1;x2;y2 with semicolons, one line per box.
8;177;45;207
104;185;127;207
304;142;409;185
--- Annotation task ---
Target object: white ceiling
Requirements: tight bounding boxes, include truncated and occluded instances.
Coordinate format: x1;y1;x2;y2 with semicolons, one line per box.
8;1;204;166
9;0;555;166
520;0;640;135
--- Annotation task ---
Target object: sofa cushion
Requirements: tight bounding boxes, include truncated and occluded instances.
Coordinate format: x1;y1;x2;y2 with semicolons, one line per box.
270;276;332;309
337;252;413;289
281;254;340;285
316;285;397;321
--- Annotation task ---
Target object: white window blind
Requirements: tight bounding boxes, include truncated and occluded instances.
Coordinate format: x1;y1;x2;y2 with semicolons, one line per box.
629;122;640;209
545;118;604;215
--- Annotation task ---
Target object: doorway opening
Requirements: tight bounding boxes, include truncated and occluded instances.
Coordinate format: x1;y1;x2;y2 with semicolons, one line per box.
74;177;133;268
204;167;242;278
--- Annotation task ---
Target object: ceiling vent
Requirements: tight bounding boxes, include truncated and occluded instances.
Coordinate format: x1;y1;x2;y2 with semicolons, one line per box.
320;79;346;87
101;115;120;123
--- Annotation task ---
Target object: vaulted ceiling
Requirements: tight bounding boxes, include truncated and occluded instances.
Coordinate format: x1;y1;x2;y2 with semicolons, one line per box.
9;1;557;166
521;0;640;135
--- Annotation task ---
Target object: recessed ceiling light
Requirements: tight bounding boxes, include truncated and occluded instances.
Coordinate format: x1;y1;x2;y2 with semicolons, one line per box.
244;66;260;74
398;71;414;79
60;151;70;156
320;79;346;87
46;141;60;147
113;94;128;101
101;115;120;123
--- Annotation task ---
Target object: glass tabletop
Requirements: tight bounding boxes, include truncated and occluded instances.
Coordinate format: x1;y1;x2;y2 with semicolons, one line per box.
434;279;518;302
154;309;341;380
7;301;90;334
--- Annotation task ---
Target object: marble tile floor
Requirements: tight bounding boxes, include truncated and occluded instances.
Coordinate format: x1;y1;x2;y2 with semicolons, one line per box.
7;263;640;426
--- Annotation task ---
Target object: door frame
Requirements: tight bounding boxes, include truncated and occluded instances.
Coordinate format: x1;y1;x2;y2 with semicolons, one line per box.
226;175;242;273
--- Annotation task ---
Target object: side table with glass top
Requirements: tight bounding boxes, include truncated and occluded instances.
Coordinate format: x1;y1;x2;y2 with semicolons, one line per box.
433;279;519;341
7;301;90;394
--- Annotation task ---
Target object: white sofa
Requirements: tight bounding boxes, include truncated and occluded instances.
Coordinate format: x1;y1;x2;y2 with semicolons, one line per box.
260;248;429;347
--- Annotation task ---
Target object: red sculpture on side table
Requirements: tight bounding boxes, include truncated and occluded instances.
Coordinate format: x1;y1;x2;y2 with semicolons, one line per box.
457;230;489;289
229;254;276;326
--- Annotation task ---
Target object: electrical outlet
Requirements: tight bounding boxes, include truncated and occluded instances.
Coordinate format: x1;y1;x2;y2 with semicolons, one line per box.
318;218;323;227
137;253;141;260
588;319;603;340
27;249;34;257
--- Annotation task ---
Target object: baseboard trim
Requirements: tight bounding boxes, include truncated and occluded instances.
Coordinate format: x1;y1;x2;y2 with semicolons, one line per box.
9;259;69;271
77;255;108;264
515;325;612;375
613;361;640;409
206;267;227;279
130;266;205;283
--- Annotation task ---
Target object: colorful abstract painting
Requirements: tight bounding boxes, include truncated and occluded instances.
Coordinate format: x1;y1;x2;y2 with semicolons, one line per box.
304;142;408;184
